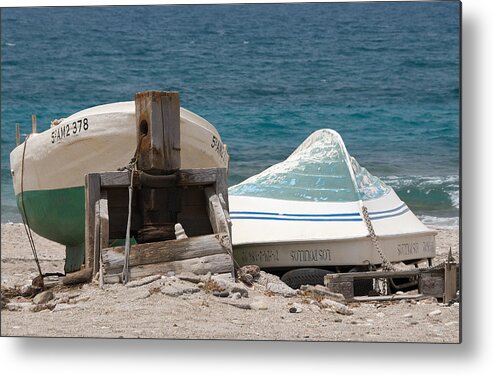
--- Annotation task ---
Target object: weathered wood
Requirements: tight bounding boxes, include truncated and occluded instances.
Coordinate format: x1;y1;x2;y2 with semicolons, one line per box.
205;187;230;238
353;294;426;302
100;171;131;188
96;169;220;188
215;168;229;210
16;124;20;146
63;268;92;285
443;262;458;303
31;114;37;134
135;91;181;173
325;269;427;282
93;192;109;278
300;284;346;303
325;277;355;300
84;173;101;276
102;233;228;272
93;200;100;278
103;253;233;283
419;271;445;298
320;298;353;315
177;168;217;186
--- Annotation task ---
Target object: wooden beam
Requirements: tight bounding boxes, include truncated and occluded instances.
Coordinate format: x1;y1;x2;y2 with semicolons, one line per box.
325;269;432;282
102;233;229;272
84;173;101;277
352;294;426;303
93;191;109;277
103;253;233;284
134;91;181;173
443;262;458;303
31;114;37;134
16;124;20;146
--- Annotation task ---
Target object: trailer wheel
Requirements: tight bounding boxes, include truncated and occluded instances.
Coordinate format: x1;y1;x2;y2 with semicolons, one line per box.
281;268;334;289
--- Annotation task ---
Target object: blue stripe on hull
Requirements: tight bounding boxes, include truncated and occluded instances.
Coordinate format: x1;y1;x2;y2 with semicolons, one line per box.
230;204;409;222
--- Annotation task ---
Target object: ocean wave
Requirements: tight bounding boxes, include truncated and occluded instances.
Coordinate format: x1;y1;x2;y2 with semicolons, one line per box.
418;215;459;229
381;175;459;211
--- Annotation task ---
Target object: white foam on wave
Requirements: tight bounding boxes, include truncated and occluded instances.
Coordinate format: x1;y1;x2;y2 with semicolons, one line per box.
418;215;459;229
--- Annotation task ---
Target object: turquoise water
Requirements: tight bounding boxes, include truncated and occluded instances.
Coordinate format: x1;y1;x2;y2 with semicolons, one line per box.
1;2;460;227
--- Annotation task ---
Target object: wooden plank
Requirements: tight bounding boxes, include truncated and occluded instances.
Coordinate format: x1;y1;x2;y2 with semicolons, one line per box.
93;192;109;276
102;233;228;272
205;187;230;237
98;169;219;188
16;124;20;146
325;277;355;300
443;263;458;303
177;168;217;186
103;253;233;283
31;114;37;133
325;269;430;282
93;199;100;278
204;186;234;277
98;193;109;288
353;294;426;302
84;173;101;275
135;91;181;173
418;272;444;298
100;171;131;188
215;168;229;210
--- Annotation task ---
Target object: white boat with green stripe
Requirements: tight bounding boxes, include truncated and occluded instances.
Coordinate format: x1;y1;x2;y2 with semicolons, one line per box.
10;101;229;272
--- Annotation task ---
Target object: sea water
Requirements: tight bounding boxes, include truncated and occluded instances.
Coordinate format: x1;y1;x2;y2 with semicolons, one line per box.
1;2;460;228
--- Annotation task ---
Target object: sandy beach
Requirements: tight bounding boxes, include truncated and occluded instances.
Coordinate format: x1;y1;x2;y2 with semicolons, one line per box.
1;223;460;342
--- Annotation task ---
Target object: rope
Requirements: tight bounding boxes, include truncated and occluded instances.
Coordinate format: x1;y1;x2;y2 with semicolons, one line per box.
19;134;44;283
120;134;145;284
122;161;136;285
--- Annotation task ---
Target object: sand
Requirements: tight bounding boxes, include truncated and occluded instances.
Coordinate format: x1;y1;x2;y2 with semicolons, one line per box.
0;223;460;342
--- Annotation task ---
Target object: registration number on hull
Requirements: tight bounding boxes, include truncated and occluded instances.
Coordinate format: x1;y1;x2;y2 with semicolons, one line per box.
51;118;89;144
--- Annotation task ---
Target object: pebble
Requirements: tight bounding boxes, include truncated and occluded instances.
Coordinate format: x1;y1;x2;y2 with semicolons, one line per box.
161;285;183;297
445;321;457;326
30;304;50;312
6;302;32;311
376;312;385;318
125;275;161;288
33;290;54;305
403;313;413;318
74;295;90;303
52;303;78;312
428;309;442;317
250;297;269;310
19;284;37;297
213;290;230;298
229;292;242;300
161;282;200;297
334;318;342;323
289;303;303;313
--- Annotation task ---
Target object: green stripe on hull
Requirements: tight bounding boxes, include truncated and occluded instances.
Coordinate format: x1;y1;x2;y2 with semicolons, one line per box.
16;186;86;247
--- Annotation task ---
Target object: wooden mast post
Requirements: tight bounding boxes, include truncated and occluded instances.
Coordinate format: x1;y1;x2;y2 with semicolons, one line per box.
135;91;181;243
31;114;37;134
66;90;233;286
16;124;20;146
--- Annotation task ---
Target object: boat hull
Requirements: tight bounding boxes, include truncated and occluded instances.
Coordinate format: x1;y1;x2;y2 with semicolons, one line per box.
234;233;436;269
10;101;229;262
228;129;437;270
230;192;436;269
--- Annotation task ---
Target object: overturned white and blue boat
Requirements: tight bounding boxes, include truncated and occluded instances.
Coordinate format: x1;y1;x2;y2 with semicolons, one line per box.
229;129;436;274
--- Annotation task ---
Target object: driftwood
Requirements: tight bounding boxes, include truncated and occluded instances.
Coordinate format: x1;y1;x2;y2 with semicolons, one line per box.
101;234;233;283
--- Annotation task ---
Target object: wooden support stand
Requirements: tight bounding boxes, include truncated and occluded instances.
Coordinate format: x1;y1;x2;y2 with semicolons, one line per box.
65;91;234;286
325;264;459;302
